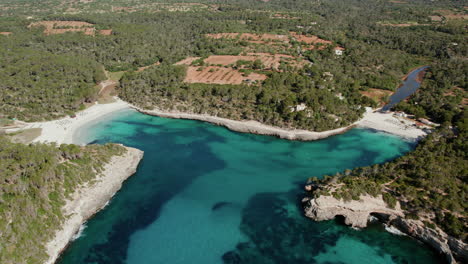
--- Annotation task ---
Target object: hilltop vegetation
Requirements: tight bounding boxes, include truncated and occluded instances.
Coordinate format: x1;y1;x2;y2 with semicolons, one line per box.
119;63;369;131
0;46;106;121
309;61;467;241
1;0;465;124
0;0;465;260
0;138;126;264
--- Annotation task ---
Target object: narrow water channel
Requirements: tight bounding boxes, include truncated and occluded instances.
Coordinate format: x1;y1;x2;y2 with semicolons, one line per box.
382;66;428;111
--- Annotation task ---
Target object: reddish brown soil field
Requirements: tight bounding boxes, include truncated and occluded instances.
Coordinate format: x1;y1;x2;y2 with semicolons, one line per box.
444;14;468;20
206;33;289;44
360;88;393;105
203;53;296;69
99;29;112;35
177;53;302;71
0;32;12;36
290;32;332;45
206;32;342;52
184;66;266;85
29;21;96;35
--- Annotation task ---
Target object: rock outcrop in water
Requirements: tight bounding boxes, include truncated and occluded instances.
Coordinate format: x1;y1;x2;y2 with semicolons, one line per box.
303;194;468;264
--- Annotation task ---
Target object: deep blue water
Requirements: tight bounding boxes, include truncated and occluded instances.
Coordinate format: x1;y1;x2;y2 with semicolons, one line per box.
59;110;443;264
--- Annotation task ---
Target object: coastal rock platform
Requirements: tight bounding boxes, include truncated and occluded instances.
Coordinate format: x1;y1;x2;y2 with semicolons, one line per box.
303;195;468;264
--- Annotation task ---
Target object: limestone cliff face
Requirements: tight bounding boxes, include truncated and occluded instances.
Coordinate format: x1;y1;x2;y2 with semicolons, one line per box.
45;146;144;264
303;194;468;264
391;218;467;264
303;194;403;228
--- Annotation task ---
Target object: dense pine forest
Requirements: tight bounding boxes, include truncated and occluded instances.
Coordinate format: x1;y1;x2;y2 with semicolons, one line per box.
310;61;467;241
0;139;126;264
1;0;465;128
0;0;466;263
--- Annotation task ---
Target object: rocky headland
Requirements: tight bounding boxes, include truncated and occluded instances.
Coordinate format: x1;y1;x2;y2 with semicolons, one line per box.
302;192;467;263
44;146;144;264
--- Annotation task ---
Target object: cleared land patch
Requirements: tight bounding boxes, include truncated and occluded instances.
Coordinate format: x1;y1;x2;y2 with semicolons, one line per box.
28;21;112;36
184;66;267;85
176;53;305;85
206;32;344;52
206;33;290;44
203;53;299;70
360;88;393;106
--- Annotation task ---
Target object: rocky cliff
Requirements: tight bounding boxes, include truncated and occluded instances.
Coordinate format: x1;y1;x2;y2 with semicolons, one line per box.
303;194;467;264
44;146;144;264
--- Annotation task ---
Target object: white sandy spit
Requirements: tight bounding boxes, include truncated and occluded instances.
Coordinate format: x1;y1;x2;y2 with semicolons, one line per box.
44;146;144;264
26;99;130;144
357;107;429;140
135;106;430;141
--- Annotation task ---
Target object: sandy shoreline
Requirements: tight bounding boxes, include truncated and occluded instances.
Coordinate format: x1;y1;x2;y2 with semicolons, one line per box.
25;99;130;144
44;146;144;264
17;98;428;145
16;99;429;264
135;106;429;141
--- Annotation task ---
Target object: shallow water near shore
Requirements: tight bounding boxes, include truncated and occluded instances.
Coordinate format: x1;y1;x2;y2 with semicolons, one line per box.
59;109;443;264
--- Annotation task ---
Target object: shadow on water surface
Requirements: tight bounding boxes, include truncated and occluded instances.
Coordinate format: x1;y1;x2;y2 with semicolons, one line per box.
59;123;227;264
61;112;442;264
223;189;445;264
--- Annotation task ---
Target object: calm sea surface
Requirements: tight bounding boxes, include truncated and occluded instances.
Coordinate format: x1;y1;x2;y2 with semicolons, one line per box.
59;109;442;264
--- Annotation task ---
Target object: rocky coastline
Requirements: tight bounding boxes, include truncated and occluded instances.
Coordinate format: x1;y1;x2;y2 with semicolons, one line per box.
44;146;144;264
302;193;468;264
133;106;427;142
135;108;356;141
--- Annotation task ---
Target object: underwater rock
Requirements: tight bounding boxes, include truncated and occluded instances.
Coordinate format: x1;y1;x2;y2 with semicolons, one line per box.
212;201;231;211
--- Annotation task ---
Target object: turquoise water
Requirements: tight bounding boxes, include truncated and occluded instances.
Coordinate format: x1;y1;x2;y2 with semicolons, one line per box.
59;109;442;264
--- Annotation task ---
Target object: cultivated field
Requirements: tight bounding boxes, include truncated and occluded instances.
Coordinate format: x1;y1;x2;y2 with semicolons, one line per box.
206;33;289;44
204;53;298;69
206;32;343;51
290;32;332;45
28;21;112;36
184;66;267;85
177;53;304;70
178;32;343;85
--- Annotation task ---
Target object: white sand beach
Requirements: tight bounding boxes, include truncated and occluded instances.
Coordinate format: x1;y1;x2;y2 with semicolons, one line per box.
357;107;429;140
16;100;428;264
44;147;144;264
24;99;130;144
14;97;429;146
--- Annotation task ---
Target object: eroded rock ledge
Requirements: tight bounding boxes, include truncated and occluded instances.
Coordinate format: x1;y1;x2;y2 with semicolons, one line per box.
45;146;144;264
302;194;467;264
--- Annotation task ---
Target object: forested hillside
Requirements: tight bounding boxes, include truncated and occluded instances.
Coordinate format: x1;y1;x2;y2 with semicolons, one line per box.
1;0;465;125
119;63;369;131
0;138;126;264
0;0;466;263
0;46;106;121
309;57;467;241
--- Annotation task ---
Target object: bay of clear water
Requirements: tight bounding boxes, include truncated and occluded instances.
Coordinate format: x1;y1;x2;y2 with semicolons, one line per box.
59;109;442;264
